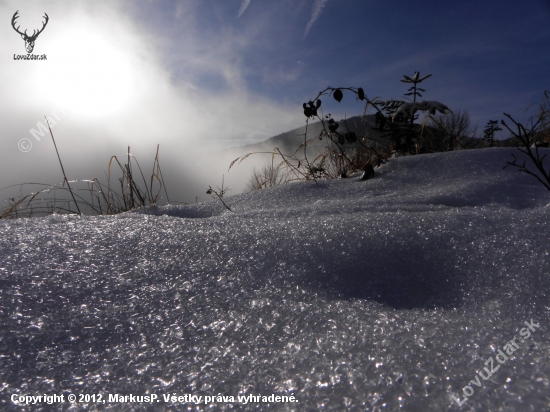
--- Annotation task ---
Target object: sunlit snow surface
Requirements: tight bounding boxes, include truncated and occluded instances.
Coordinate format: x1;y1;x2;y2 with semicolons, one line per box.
1;148;549;411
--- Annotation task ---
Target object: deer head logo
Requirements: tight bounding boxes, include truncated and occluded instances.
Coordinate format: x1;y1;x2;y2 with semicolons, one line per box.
11;11;49;54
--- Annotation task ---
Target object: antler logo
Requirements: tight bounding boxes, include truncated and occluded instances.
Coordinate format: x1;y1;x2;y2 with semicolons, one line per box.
11;11;49;54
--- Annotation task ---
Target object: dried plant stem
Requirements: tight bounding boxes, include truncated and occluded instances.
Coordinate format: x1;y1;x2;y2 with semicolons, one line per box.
206;175;232;212
45;116;81;215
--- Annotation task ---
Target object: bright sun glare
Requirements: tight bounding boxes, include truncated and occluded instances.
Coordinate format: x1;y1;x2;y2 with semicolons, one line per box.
38;27;137;118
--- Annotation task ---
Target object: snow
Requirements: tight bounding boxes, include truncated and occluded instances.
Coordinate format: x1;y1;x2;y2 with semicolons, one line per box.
390;100;450;119
1;148;549;411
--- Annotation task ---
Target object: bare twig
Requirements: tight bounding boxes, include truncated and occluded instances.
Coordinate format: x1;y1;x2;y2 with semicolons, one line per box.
502;110;550;192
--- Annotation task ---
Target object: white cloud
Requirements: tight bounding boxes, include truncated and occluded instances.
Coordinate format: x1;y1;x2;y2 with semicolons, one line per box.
303;0;328;39
262;61;306;84
237;0;252;18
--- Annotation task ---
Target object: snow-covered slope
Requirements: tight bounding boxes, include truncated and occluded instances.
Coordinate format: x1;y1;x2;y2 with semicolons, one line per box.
1;148;548;411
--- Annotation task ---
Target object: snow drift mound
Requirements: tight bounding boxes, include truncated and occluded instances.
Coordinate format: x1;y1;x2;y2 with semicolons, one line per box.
0;148;548;411
138;147;549;220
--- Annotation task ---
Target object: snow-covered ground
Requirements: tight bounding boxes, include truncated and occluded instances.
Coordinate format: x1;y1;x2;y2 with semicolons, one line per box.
1;148;549;411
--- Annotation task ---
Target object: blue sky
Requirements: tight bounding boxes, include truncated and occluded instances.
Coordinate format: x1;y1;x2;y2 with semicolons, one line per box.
129;0;550;126
1;0;549;203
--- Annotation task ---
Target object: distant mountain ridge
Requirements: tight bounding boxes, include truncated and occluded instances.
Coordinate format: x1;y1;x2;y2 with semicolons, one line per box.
218;114;381;159
217;112;525;163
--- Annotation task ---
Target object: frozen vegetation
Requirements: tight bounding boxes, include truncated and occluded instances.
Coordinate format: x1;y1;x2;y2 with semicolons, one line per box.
1;148;549;411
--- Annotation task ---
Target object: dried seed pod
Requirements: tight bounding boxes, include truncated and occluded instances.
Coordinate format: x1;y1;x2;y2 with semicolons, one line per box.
345;132;357;143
